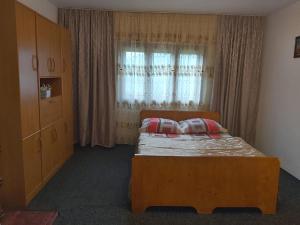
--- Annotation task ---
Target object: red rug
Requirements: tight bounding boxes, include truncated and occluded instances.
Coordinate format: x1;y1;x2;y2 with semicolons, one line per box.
2;211;57;225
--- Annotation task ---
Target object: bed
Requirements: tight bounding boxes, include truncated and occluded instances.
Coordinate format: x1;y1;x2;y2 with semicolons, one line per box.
131;110;280;214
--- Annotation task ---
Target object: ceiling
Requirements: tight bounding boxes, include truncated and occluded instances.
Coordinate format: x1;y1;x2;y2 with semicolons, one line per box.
49;0;298;15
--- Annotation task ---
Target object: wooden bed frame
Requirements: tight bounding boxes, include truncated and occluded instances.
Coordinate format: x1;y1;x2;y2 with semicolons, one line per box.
131;110;280;214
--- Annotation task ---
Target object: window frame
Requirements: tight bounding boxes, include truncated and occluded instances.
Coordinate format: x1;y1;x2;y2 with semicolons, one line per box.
120;44;204;105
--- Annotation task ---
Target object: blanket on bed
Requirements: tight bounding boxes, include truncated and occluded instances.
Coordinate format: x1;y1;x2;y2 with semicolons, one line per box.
136;133;264;157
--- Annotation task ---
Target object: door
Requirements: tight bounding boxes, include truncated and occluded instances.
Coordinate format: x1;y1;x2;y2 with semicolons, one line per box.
22;132;42;203
41;120;64;182
36;15;61;77
36;15;51;77
16;3;40;138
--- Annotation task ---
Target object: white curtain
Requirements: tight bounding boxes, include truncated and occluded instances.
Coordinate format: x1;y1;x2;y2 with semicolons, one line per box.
114;12;217;144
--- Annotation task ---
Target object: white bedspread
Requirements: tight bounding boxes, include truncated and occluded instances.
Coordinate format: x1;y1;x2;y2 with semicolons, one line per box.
136;133;264;157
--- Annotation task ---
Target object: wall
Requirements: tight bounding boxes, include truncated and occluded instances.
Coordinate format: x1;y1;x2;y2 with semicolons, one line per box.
256;1;300;179
17;0;58;23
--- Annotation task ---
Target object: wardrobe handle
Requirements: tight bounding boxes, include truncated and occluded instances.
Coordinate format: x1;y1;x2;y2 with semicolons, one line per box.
47;58;52;72
32;55;38;71
51;58;54;72
53;58;56;72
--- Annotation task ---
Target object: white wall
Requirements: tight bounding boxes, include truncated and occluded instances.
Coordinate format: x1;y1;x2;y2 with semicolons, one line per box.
256;1;300;179
17;0;58;23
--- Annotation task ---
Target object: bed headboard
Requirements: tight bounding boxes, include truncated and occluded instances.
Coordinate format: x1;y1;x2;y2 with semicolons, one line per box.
140;110;220;122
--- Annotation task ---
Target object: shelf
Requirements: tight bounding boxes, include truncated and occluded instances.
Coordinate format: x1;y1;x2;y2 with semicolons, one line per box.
39;75;61;79
40;77;62;99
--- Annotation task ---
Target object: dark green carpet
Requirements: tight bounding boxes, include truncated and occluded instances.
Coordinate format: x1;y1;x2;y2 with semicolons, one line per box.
29;145;300;225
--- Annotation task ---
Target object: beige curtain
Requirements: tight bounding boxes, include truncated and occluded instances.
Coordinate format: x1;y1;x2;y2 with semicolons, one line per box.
211;15;265;144
59;9;116;147
114;12;217;144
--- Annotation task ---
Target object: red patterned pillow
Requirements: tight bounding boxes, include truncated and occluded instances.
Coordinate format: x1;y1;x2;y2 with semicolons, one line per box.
179;118;206;134
139;118;182;134
179;118;227;134
203;119;227;134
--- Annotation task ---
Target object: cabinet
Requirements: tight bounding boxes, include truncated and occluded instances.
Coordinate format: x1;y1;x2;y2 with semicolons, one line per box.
0;1;73;208
22;132;42;203
36;15;61;77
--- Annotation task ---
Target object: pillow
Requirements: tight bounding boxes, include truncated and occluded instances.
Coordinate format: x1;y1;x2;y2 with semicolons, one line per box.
179;118;206;134
139;118;182;134
203;119;227;134
179;118;227;134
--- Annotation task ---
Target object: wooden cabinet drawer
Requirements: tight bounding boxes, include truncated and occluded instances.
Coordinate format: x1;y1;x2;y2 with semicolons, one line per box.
22;132;42;203
40;96;62;128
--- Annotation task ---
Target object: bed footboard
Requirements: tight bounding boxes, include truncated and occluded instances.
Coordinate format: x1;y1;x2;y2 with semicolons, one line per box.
131;156;280;214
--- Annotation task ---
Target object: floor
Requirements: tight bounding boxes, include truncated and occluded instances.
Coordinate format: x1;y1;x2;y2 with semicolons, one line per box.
29;145;300;225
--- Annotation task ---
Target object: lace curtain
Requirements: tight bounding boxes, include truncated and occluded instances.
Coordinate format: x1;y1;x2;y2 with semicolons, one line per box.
114;12;217;144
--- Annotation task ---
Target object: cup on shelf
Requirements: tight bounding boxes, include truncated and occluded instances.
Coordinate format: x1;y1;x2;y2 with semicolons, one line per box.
40;84;52;99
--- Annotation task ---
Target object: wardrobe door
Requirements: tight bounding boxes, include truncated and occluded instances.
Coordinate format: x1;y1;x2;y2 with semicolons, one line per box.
61;28;74;158
62;120;73;161
55;120;66;166
36;15;61;77
36;15;52;77
61;29;73;119
41;120;64;183
0;143;3;203
41;124;57;182
52;26;61;76
22;132;42;203
16;3;40;138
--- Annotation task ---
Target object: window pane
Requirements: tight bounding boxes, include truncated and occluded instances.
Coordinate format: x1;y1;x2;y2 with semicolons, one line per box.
125;51;145;66
118;51;146;102
150;52;173;103
152;52;172;66
176;53;202;104
179;53;198;66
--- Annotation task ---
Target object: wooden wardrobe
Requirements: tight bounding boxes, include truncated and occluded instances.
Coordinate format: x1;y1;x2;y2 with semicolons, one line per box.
0;0;74;208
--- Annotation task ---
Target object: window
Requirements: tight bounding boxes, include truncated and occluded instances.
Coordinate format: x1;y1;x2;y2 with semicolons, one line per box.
117;47;203;105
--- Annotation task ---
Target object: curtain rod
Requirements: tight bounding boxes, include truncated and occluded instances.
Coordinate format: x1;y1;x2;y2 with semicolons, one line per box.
59;7;265;17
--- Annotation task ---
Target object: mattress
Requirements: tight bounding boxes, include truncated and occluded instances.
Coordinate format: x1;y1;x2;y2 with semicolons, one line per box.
136;133;264;157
